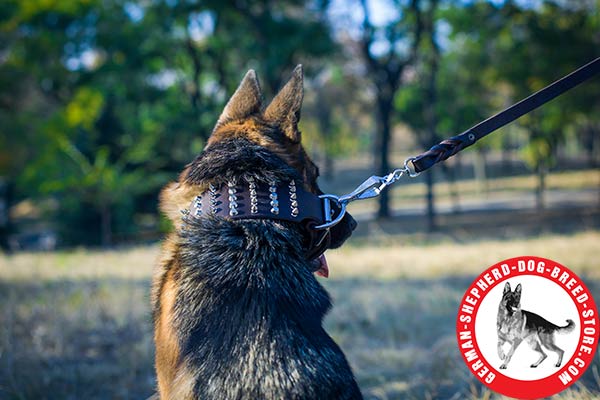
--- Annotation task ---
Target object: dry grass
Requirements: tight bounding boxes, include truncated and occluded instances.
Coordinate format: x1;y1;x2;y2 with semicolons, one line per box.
1;230;600;399
4;230;599;282
1;246;160;282
325;230;600;280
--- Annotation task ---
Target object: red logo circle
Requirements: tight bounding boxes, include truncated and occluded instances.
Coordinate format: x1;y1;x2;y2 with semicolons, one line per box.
456;256;599;399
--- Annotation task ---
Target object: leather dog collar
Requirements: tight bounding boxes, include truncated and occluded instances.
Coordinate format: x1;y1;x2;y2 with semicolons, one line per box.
186;179;328;225
183;179;333;261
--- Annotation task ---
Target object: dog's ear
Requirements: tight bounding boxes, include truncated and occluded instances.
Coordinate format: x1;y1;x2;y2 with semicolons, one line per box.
264;64;303;142
213;69;262;131
514;283;522;301
503;282;511;295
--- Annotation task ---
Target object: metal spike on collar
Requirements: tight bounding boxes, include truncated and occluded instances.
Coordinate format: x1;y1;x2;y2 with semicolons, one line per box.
209;183;219;214
248;177;258;214
289;180;299;217
269;180;279;215
227;180;238;216
194;195;202;216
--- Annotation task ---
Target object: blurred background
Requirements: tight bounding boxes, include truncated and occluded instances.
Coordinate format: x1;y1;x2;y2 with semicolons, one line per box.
0;0;599;399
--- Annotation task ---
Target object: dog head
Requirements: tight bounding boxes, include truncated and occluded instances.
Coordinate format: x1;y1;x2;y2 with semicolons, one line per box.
160;66;356;256
501;282;522;312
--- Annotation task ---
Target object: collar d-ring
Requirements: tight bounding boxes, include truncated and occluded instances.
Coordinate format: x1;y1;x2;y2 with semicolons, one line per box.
314;194;347;230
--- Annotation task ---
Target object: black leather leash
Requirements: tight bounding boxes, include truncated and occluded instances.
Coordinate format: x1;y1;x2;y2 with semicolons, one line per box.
311;56;600;230
411;56;600;174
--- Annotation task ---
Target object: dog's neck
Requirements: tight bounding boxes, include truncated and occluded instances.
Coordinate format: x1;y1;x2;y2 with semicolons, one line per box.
174;216;332;357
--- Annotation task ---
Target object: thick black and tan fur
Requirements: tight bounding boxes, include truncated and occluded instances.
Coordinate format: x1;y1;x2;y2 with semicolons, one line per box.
152;66;361;399
497;282;575;369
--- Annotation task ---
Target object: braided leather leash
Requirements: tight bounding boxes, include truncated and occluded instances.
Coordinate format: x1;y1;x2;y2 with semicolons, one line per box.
411;56;600;174
315;56;600;230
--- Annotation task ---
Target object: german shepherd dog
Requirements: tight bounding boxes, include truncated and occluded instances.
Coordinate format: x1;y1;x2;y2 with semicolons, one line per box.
497;282;575;369
152;66;362;399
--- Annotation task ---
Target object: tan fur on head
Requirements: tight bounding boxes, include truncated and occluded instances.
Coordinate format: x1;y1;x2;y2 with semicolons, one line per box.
209;65;304;145
159;181;206;229
203;65;317;193
158;66;320;228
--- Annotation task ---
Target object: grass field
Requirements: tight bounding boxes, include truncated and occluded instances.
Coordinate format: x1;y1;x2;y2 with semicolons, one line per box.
1;230;600;399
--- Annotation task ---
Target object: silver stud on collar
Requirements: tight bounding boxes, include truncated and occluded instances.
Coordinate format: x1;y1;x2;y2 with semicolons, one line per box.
269;180;279;215
194;195;202;216
248;178;258;214
228;180;238;216
289;180;299;217
209;184;218;214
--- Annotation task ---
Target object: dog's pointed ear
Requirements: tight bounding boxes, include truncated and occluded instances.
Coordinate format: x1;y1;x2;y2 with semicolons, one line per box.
514;283;522;301
503;282;511;295
264;64;304;142
214;69;262;130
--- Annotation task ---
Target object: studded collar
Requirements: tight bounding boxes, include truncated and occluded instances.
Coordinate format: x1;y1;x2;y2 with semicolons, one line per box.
182;179;333;260
185;178;328;225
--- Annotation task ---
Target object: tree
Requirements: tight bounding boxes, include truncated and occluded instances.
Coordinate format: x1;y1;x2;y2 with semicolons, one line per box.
358;0;423;218
392;0;443;230
446;0;599;210
486;1;598;209
301;66;368;178
419;0;440;230
0;0;340;247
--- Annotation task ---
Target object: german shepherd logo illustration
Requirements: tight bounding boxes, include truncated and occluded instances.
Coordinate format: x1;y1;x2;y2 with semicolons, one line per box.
497;282;576;369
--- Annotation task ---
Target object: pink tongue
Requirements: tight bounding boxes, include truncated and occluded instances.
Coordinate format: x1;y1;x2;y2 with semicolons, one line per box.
315;254;329;278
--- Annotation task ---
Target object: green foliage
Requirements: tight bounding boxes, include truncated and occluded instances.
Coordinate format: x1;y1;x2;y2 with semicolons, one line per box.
442;1;599;170
1;0;336;245
301;66;367;165
1;0;598;245
394;0;599;174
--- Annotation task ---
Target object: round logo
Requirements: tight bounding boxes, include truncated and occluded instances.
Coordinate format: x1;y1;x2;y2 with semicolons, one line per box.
456;256;599;399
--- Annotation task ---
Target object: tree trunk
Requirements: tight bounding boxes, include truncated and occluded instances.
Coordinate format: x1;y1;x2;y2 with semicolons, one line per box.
425;170;435;231
422;5;440;231
0;179;13;253
590;124;600;168
501;141;511;175
323;154;334;181
535;162;546;211
474;149;488;195
376;101;392;219
442;163;460;214
317;99;334;180
100;201;112;247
